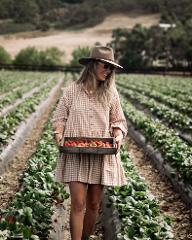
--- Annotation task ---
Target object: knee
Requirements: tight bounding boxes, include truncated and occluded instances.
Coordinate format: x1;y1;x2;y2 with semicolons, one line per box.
71;200;86;213
87;201;100;212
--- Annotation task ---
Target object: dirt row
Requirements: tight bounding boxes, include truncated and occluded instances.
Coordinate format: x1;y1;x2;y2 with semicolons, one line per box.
0;91;59;209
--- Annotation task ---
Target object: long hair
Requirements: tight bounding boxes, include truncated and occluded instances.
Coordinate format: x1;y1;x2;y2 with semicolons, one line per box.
76;61;115;106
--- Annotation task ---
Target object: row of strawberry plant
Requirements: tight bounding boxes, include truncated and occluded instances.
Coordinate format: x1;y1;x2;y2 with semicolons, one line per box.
0;121;68;239
0;77;60;153
106;147;173;240
135;79;192;104
120;96;192;184
117;85;192;132
0;75;58;110
117;75;192;101
117;79;192;117
0;70;32;95
0;71;53;96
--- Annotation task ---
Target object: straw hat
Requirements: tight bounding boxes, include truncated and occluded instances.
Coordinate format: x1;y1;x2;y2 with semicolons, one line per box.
79;46;123;69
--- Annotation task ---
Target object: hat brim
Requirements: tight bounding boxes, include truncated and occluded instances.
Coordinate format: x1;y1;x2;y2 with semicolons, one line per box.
79;57;123;69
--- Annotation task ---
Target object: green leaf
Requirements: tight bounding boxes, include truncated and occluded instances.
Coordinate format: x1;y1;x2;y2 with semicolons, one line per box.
22;226;32;238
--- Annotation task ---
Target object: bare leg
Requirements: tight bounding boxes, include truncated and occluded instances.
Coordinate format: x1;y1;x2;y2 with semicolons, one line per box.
69;182;87;240
82;184;104;237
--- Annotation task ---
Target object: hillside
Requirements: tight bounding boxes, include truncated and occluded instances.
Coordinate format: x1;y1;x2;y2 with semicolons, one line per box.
0;13;160;63
0;0;191;35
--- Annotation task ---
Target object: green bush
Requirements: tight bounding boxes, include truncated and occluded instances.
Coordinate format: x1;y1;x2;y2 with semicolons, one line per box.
13;0;39;24
13;46;64;66
39;47;64;65
0;46;12;64
14;47;40;65
70;46;90;66
0;21;36;35
37;21;51;31
110;21;192;69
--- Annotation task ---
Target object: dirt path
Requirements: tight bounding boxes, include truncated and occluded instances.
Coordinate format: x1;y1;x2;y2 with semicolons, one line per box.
49;189;104;240
0;91;59;209
126;137;192;240
0;13;160;63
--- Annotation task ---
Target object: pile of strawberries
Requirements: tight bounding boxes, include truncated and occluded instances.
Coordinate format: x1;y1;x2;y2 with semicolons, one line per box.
64;139;113;148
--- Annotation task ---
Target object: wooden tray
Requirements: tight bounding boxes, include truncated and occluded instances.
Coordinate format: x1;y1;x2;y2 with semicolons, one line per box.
59;137;117;155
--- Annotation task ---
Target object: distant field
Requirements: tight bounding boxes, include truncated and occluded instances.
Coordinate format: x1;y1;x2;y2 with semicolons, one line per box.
0;13;160;63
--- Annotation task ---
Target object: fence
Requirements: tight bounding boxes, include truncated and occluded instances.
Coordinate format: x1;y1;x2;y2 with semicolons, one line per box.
0;63;192;76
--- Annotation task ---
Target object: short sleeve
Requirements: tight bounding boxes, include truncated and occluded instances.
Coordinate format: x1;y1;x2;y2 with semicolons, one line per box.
109;89;128;137
52;87;71;130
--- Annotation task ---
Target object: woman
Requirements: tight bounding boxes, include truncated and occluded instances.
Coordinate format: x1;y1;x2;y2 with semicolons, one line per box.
52;46;127;240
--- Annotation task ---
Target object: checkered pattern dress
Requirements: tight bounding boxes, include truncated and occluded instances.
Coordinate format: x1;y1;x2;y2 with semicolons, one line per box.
52;81;128;186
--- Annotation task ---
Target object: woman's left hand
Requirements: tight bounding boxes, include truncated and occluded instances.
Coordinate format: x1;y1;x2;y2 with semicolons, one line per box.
113;128;124;152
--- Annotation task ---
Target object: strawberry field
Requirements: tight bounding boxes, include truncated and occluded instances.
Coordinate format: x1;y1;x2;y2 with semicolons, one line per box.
0;70;192;239
117;75;192;204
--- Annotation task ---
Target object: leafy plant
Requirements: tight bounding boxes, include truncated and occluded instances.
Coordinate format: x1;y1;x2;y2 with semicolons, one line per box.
107;147;173;239
0;122;69;239
120;93;192;183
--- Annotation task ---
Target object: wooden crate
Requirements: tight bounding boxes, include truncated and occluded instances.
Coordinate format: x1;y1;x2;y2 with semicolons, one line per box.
59;137;117;155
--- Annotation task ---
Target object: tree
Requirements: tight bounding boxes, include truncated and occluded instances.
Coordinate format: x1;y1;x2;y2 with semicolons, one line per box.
0;0;9;18
35;0;63;14
14;47;40;65
13;0;39;23
145;25;165;66
0;0;15;19
110;28;129;62
167;22;189;67
39;47;64;65
0;46;12;64
113;25;149;69
14;46;64;66
70;46;90;66
59;0;83;3
185;19;192;68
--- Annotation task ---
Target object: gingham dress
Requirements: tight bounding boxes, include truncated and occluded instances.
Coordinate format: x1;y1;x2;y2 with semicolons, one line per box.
52;81;128;186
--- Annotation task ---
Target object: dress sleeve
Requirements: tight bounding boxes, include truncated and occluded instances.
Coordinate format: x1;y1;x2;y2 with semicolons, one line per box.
109;89;128;137
52;87;71;130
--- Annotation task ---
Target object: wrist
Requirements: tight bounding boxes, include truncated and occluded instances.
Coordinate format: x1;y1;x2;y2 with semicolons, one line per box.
54;131;62;134
53;129;63;134
113;128;123;137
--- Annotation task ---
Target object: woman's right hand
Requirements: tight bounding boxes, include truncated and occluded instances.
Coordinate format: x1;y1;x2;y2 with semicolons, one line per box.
54;133;63;145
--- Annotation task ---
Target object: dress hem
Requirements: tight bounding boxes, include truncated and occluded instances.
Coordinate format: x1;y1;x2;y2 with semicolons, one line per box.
55;179;127;187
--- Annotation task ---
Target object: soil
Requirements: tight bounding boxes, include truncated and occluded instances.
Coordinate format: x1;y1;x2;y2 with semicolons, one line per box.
0;13;160;63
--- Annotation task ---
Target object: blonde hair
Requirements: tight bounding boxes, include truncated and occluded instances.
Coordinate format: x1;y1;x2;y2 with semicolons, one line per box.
76;61;115;105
